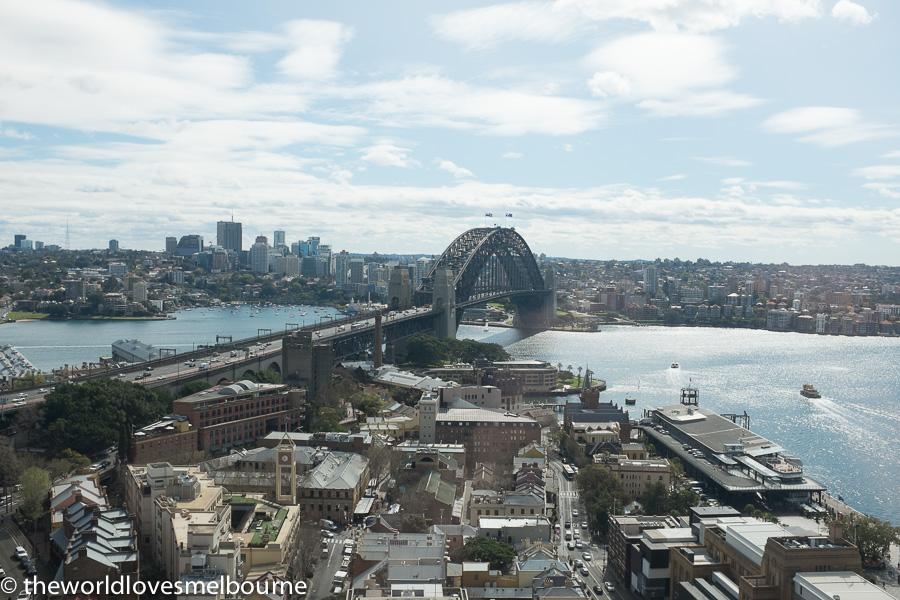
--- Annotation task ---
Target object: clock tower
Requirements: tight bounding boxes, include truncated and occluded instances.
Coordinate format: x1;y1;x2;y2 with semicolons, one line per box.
274;433;296;504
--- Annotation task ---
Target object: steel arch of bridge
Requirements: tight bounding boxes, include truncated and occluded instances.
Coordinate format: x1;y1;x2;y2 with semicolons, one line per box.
418;227;546;306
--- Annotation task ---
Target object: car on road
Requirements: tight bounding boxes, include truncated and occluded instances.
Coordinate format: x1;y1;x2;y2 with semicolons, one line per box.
567;542;576;551
15;545;29;560
573;559;583;569
572;509;579;518
581;521;588;529
593;584;604;595
582;552;593;561
17;591;32;600
321;530;335;538
604;582;615;592
580;566;590;577
564;521;571;529
575;541;584;550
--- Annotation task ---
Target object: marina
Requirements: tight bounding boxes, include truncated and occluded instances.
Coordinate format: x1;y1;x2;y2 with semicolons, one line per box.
0;344;36;379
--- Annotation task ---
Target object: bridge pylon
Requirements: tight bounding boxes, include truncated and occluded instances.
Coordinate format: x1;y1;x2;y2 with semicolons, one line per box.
433;267;457;339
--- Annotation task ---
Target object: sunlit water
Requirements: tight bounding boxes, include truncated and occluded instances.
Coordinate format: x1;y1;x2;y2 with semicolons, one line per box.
459;324;900;524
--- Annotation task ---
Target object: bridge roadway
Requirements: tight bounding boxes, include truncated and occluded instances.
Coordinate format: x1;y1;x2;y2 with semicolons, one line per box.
0;306;436;413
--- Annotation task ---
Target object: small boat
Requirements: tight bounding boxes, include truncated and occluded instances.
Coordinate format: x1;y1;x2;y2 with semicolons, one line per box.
671;362;680;369
625;397;636;406
800;384;821;399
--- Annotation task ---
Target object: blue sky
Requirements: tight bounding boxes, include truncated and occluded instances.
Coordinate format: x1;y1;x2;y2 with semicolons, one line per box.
1;0;899;263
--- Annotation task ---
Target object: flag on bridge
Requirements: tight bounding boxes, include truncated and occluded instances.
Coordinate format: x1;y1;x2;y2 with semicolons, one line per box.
505;213;513;217
485;212;493;217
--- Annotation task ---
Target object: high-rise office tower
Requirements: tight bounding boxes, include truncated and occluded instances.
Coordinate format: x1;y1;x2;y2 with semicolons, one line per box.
108;239;119;252
250;236;270;273
334;251;351;285
175;235;204;257
273;230;286;248
644;265;658;297
217;220;243;253
13;234;26;248
165;236;177;254
349;258;365;284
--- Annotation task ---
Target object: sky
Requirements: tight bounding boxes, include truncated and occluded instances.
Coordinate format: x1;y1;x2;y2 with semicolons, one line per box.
1;0;899;264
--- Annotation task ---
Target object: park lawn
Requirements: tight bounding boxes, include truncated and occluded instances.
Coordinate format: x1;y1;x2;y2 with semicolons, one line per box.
6;311;49;320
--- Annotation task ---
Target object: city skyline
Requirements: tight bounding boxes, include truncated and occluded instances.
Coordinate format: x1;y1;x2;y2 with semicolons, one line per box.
2;1;900;263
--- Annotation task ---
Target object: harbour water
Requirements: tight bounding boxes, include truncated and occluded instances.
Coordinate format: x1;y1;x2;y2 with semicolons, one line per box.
2;310;897;523
458;324;900;525
0;304;342;371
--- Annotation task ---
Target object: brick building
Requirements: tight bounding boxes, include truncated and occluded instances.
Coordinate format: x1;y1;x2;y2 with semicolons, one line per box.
172;380;305;454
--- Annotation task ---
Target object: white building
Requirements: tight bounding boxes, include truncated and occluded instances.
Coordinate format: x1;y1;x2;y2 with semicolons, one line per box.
250;237;270;274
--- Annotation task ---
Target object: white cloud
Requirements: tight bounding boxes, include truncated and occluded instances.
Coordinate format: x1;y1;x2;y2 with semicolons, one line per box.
862;183;900;199
0;125;33;140
563;144;574;152
587;71;631;97
502;151;524;159
883;150;900;159
431;1;583;49
584;32;759;116
693;156;752;167
276;20;354;80
852;165;900;180
831;1;874;25
361;142;417;168
660;174;687;181
432;0;823;49
763;106;896;146
639;91;761;117
563;0;823;32
436;159;475;178
353;73;605;135
852;164;900;200
0;0;309;133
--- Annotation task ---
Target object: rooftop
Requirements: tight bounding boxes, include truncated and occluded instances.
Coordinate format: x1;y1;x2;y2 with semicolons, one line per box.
437;407;538;424
793;572;895;600
301;452;368;490
176;380;286;404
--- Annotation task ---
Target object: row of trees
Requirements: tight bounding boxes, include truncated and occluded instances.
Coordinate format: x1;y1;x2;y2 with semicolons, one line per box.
403;334;510;367
40;378;172;456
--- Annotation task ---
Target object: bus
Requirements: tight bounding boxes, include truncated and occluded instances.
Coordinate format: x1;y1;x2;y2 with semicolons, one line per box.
562;464;576;480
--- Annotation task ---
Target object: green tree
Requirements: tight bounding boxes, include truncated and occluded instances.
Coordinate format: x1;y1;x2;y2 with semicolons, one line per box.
19;466;50;523
310;406;346;433
40;378;171;455
0;441;22;497
455;537;516;571
639;481;669;515
577;465;627;539
833;515;900;565
354;392;384;417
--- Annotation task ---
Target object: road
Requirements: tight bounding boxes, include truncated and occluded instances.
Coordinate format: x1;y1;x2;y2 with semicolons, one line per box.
550;458;624;600
0;516;34;599
0;306;435;413
308;528;355;600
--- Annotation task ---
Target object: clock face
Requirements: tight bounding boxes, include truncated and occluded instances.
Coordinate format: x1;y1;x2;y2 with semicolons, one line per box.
280;454;289;463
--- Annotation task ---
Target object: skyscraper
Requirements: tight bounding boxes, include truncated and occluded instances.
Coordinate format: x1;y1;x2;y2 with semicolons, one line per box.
216;220;243;253
334;251;351;285
175;235;203;257
349;258;365;284
643;265;658;297
415;256;434;288
250;236;270;273
165;236;177;254
273;230;286;248
13;234;26;248
108;239;119;252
